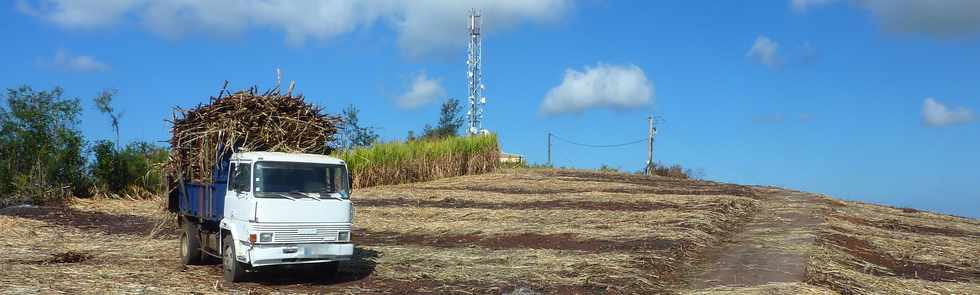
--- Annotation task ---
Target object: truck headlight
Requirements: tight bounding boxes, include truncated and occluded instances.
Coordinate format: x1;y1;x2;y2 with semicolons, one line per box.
259;232;273;243
338;231;350;241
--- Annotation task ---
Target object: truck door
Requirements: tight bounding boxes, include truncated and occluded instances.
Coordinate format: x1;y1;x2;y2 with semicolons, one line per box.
224;161;255;222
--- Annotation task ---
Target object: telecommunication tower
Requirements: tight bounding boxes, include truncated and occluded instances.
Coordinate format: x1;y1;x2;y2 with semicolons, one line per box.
466;9;487;135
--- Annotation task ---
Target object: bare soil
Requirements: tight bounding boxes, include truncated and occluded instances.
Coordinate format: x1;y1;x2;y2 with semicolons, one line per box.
685;189;825;290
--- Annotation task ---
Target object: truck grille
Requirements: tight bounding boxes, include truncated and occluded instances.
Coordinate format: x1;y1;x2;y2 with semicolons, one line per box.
251;223;351;243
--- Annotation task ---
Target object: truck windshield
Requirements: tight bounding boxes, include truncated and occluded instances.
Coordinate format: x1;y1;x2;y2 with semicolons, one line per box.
253;161;349;197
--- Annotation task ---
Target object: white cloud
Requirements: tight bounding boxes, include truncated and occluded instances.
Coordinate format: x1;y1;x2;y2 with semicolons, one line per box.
791;0;834;12
17;0;139;29
16;0;572;56
790;0;980;38
42;49;110;72
858;0;980;38
747;35;782;70
390;0;568;57
396;72;447;109
540;63;654;115
922;98;975;127
138;1;395;43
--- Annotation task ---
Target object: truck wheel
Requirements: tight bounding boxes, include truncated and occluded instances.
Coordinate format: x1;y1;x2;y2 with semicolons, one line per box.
223;235;248;282
313;261;339;277
180;222;203;265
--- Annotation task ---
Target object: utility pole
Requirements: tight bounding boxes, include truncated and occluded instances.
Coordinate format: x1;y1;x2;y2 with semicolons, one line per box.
644;115;657;175
547;132;552;167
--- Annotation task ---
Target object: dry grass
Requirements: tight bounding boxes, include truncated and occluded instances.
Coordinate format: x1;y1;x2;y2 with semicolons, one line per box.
3;169;977;293
805;198;980;294
395;169;753;197
360;187;732;205
685;282;837;295
357;168;758;209
0;198;210;294
0;169;764;293
355;204;754;246
347;169;762;292
367;245;654;289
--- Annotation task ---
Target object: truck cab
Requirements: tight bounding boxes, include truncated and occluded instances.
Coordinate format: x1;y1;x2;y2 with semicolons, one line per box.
171;151;354;282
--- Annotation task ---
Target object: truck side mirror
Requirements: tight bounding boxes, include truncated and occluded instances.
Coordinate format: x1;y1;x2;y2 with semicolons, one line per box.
231;163;241;193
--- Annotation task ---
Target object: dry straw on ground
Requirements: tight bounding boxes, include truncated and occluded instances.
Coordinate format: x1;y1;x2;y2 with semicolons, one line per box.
4;169;977;293
805;198;980;294
0;169;764;293
167;86;341;183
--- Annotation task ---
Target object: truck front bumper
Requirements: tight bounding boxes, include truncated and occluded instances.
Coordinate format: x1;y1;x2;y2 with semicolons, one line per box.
246;243;354;267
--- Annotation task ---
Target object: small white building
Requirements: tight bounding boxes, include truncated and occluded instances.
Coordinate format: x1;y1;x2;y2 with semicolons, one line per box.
499;152;525;164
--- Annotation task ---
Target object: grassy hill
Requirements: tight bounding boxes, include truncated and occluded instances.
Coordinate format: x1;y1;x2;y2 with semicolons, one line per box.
0;168;977;294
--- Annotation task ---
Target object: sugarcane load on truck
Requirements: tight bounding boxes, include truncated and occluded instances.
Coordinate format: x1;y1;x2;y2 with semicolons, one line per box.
166;86;353;282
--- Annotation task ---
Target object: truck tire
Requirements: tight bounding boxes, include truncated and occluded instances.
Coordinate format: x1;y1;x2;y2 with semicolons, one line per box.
223;234;248;282
314;261;339;277
180;222;203;265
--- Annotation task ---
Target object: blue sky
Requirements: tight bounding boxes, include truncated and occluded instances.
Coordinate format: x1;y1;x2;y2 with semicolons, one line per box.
2;1;978;217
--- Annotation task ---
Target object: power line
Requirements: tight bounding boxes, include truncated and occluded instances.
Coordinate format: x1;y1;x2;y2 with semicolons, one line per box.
550;133;647;148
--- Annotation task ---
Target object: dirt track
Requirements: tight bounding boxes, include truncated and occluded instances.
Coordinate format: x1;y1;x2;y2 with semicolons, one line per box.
685;188;827;293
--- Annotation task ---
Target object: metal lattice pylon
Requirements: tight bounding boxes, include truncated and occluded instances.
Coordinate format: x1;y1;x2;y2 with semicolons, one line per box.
466;9;486;135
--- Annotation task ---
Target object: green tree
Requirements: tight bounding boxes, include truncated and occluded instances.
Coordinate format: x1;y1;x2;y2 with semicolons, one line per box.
91;140;123;193
423;98;464;139
119;141;169;193
337;104;379;149
91;140;169;195
0;86;89;204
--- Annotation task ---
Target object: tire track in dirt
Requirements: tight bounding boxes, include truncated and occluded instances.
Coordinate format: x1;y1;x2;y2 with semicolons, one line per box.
685;188;826;291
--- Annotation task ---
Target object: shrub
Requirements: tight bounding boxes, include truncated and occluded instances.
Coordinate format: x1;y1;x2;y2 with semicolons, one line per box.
91;140;169;197
597;164;620;173
644;162;703;179
0;86;88;205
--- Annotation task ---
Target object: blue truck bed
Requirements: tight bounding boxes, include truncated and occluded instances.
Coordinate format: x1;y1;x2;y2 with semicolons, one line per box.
169;153;230;223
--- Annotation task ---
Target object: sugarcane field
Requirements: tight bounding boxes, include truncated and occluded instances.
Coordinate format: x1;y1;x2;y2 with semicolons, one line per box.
3;2;980;295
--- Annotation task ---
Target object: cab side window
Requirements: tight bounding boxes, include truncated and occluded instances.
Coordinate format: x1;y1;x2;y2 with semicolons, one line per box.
328;165;350;193
230;162;252;192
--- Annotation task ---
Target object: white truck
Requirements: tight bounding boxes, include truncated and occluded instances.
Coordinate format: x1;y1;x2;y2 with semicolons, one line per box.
168;151;354;282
